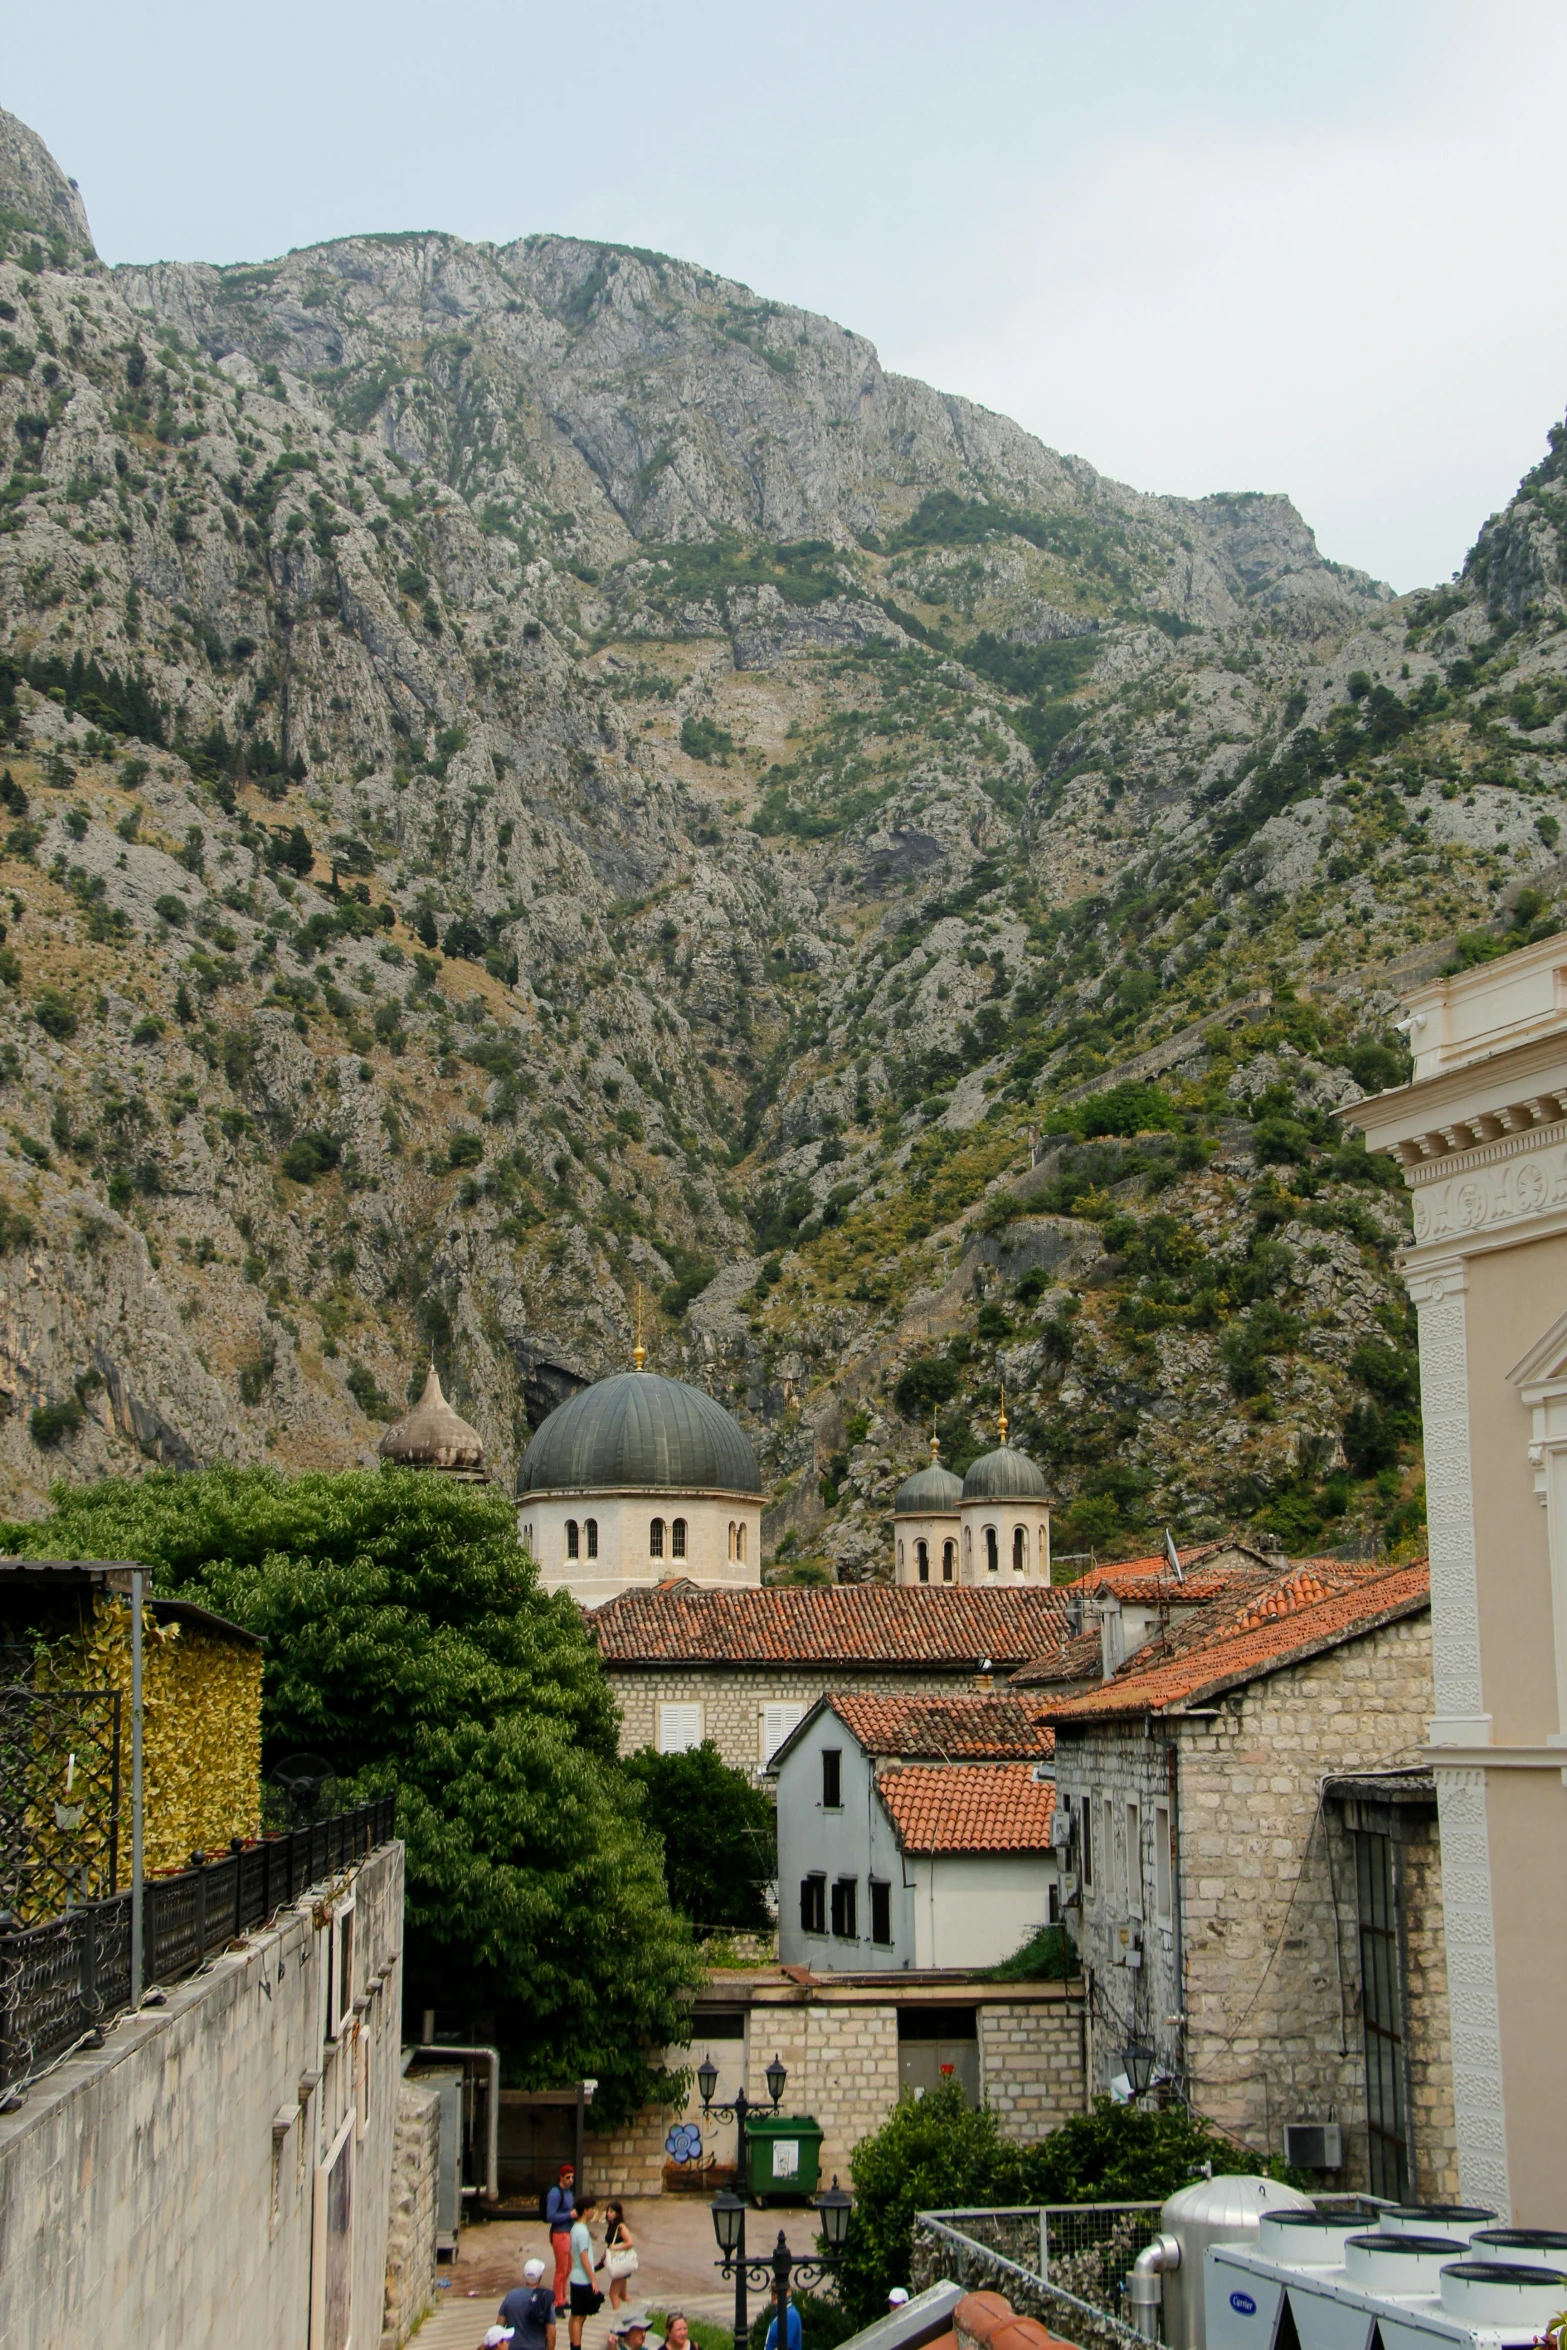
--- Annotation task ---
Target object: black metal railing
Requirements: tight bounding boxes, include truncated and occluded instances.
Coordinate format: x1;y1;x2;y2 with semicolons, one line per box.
0;1794;396;2093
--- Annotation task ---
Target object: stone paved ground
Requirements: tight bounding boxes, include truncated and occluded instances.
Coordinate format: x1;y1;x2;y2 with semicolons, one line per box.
410;2196;746;2349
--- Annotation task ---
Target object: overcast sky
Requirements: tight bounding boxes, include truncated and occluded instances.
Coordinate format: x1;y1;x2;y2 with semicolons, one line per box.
11;0;1566;591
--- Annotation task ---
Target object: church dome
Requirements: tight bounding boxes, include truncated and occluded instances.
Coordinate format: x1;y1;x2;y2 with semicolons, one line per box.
894;1439;964;1514
962;1443;1049;1502
517;1370;761;1497
379;1365;487;1478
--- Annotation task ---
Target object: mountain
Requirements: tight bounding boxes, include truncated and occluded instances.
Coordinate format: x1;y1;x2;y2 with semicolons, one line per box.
0;105;1561;1567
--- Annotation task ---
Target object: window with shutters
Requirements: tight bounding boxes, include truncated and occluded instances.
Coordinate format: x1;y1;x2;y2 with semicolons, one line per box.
1154;1802;1172;1921
870;1880;892;1945
830;1877;857;1938
1126;1800;1142;1915
657;1702;703;1754
822;1748;842;1809
800;1874;826;1935
760;1701;806;1765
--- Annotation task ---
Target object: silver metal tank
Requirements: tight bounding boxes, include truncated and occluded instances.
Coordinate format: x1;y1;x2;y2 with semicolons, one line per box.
1159;2174;1315;2350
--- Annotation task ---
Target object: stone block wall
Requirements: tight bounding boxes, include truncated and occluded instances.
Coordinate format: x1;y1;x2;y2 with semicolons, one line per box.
381;2076;441;2350
978;2001;1087;2141
607;1665;1005;1776
0;1839;404;2350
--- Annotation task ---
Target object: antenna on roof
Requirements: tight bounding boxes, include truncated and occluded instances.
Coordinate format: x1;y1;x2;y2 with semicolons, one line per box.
633;1283;646;1372
1164;1527;1183;1583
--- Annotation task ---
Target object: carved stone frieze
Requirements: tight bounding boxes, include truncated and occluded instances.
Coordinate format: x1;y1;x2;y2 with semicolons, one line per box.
1408;1122;1567;1246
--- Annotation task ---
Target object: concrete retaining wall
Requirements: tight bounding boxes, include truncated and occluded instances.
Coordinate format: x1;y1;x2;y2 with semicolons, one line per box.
0;1839;405;2350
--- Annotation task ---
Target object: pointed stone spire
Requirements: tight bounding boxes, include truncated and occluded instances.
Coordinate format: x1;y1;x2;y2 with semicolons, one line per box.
378;1363;487;1478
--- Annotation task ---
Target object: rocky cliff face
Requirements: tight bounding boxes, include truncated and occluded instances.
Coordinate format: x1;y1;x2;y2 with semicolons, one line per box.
0;105;1561;1565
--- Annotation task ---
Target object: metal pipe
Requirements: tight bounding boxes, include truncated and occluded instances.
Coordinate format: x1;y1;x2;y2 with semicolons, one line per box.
409;2043;501;2201
129;1570;144;2009
1126;2235;1181;2341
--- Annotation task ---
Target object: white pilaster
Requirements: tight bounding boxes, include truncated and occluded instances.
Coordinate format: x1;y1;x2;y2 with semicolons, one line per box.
1430;1766;1512;2215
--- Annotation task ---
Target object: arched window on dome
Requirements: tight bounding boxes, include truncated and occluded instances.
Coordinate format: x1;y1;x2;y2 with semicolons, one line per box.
736;1523;747;1564
985;1525;999;1574
566;1519;580;1561
728;1521;737;1560
649;1517;665;1559
897;1539;904;1573
672;1517;687;1560
1013;1524;1027;1574
586;1518;599;1561
916;1539;929;1585
942;1539;955;1582
963;1524;972;1567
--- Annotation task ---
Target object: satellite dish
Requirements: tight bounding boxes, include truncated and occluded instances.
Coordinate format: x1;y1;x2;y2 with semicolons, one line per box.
267;1753;340;1818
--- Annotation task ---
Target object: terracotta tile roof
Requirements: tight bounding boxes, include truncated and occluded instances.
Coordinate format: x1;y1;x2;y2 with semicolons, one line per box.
591;1584;1073;1667
878;1761;1058;1853
1009;1556;1387;1686
1067;1541;1279;1602
826;1692;1056;1760
1035;1561;1430;1724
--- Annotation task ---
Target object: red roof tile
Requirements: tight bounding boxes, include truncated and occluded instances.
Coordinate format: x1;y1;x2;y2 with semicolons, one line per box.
826;1692;1055;1760
1035;1561;1430;1723
1068;1542;1279;1602
591;1584;1073;1667
878;1761;1058;1853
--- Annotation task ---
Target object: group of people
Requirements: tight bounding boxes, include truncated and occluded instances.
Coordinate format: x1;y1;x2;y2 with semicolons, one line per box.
481;2163;688;2350
479;2162;857;2350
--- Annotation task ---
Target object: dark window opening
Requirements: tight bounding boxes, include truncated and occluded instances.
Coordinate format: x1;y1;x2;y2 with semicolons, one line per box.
693;2006;747;2040
942;1541;955;1582
672;1517;687;1560
1081;1795;1094;1889
800;1874;826;1935
917;1540;929;1583
1355;1828;1410;2200
822;1747;842;1809
584;1517;598;1560
565;1519;579;1560
896;2004;978;2041
870;1880;892;1945
649;1517;665;1559
985;1525;999;1573
830;1877;857;1938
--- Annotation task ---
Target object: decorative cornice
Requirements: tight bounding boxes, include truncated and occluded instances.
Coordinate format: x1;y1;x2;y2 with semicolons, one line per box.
1405;1114;1567;1187
1405;1255;1469;1307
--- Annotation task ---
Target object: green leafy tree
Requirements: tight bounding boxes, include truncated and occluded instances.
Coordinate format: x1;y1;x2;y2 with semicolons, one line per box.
621;1740;776;1932
0;1466;701;2122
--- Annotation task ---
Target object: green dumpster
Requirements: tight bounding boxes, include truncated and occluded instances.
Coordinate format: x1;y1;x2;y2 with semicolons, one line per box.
744;2113;824;2202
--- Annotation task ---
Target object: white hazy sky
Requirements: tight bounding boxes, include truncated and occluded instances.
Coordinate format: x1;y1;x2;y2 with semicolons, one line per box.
10;0;1567;590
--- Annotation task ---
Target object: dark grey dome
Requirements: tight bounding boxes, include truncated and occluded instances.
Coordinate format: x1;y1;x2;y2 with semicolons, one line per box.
962;1444;1049;1502
895;1459;964;1513
517;1371;761;1496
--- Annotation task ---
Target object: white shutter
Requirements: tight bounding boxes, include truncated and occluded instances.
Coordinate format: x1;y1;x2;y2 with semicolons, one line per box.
657;1702;704;1754
761;1701;807;1765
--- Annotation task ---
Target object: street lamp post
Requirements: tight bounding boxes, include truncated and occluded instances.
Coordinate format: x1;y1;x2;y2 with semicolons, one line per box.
698;2056;791;2346
711;2179;853;2350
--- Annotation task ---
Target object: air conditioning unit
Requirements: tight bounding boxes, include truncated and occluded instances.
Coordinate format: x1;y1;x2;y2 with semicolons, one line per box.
1283;2120;1344;2169
1050;1806;1072;1847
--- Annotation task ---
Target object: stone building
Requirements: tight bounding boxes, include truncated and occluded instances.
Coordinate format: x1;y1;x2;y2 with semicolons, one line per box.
517;1361;763;1606
582;1966;1086;2197
590;1581;1072;1773
772;1692;1060;1972
1353;927;1567;2221
1035;1558;1454;2200
892;1416;1053;1589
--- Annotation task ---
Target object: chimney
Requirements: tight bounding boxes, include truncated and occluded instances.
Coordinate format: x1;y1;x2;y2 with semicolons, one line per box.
1099;1597;1125;1682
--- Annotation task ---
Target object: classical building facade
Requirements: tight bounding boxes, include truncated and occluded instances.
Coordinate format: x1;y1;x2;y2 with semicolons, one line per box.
1354;929;1567;2222
892;1418;1052;1587
517;1365;763;1606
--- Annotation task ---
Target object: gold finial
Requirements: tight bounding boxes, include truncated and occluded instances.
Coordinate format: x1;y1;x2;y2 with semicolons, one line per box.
632;1283;646;1371
929;1429;941;1463
998;1387;1009;1444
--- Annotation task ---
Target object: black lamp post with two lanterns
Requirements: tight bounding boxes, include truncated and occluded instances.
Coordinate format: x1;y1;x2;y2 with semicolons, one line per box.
697;2052;852;2345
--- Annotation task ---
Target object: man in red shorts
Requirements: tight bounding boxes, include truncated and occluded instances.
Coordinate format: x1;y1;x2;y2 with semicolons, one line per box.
546;2163;576;2317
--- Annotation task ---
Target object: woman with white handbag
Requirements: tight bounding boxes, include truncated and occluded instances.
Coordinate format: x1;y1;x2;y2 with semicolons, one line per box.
601;2203;639;2310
